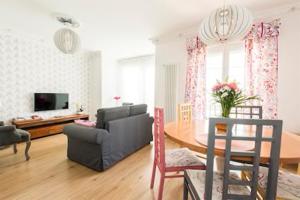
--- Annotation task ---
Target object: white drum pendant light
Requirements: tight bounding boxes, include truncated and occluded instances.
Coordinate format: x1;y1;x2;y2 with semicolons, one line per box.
54;28;80;54
53;13;81;54
199;5;253;45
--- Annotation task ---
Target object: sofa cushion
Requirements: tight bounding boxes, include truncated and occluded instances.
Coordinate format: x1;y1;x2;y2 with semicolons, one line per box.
96;106;130;129
129;104;147;116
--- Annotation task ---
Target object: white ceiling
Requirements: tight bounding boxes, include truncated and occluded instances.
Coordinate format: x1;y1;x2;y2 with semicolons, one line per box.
0;0;298;58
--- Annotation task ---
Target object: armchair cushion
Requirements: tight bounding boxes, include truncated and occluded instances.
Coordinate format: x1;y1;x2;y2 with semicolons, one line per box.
16;129;30;142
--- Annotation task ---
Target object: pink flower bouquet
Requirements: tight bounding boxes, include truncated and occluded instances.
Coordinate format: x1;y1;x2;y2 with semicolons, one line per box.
113;96;121;101
113;96;121;106
212;80;259;117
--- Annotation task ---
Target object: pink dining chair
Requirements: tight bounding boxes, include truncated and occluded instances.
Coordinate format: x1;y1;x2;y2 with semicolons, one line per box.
150;107;206;200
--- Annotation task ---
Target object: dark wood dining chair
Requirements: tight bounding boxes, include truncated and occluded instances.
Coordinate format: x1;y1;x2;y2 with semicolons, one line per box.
231;105;263;119
183;117;283;200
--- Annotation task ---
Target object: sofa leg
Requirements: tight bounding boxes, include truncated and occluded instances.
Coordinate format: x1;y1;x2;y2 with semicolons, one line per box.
13;143;17;154
25;141;31;161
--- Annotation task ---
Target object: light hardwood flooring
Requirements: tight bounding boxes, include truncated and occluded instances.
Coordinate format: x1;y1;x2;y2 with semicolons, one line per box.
1;134;298;200
0;134;183;200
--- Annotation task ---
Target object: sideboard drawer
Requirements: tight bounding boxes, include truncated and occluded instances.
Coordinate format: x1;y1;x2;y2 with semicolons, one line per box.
49;125;64;135
28;127;50;139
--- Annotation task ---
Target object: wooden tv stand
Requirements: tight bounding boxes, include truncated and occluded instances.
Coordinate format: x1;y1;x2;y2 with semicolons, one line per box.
12;114;89;139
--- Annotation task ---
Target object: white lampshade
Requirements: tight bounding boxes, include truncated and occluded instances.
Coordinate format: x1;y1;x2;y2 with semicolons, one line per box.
199;5;253;45
54;28;81;54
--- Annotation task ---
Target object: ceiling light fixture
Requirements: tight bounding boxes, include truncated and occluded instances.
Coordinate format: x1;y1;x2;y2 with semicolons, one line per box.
53;13;81;54
199;4;253;45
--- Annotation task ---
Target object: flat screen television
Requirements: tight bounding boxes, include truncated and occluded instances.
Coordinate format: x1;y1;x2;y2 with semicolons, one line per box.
34;93;69;111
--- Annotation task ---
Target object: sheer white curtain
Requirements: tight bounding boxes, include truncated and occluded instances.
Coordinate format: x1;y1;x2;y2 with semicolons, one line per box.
117;55;155;114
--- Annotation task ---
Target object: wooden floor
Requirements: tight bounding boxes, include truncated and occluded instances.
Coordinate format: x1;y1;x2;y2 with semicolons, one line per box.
0;134;183;200
1;134;298;200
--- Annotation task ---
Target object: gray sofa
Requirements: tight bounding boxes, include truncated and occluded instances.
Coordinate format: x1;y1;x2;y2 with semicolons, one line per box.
63;104;153;171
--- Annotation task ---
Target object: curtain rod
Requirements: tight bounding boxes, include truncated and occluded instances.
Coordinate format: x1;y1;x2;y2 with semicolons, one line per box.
255;5;299;23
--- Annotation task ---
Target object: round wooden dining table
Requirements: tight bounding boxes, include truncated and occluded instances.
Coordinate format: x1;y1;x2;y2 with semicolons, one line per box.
164;120;300;172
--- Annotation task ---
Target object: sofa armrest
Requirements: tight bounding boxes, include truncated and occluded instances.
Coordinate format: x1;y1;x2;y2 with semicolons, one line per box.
63;124;109;145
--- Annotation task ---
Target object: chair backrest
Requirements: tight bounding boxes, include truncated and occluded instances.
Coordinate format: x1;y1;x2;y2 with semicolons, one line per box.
205;118;283;200
154;107;166;171
230;106;263;119
177;103;192;122
0;125;17;146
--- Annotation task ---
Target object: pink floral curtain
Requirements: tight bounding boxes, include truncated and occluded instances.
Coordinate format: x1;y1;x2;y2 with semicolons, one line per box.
245;21;280;119
185;36;206;119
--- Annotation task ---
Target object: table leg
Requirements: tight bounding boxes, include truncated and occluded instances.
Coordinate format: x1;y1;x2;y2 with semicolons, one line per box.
215;156;225;173
297;163;300;175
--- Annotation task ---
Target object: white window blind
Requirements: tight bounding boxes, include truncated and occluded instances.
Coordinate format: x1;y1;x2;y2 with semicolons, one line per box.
206;43;245;117
117;55;155;114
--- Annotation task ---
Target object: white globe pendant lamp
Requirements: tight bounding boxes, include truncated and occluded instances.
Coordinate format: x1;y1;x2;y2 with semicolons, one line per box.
53;13;81;54
54;28;80;54
199;4;253;45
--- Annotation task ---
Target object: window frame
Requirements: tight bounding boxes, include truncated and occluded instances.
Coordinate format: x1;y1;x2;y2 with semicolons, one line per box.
206;41;245;81
205;41;245;117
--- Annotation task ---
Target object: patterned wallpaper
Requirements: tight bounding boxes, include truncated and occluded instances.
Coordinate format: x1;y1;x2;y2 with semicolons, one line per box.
0;30;91;123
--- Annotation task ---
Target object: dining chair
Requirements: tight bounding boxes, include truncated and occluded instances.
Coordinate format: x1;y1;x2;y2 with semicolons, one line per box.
177;103;192;122
183;117;283;200
150;107;206;200
242;162;300;200
231;105;263;119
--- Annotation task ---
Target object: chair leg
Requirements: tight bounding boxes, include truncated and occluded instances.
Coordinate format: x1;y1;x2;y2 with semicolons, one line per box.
25;141;31;161
157;172;165;200
150;161;156;189
183;178;189;200
13;143;17;154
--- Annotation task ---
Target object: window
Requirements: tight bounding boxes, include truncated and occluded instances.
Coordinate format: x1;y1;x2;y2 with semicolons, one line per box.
117;55;155;114
205;43;245;117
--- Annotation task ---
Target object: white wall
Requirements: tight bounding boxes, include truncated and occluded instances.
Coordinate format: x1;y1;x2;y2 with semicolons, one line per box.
101;51;118;108
0;30;98;123
278;10;300;133
88;51;102;120
155;7;300;133
155;37;187;108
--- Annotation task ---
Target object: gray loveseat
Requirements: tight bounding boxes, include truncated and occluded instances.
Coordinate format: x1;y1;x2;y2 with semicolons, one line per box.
63;104;153;171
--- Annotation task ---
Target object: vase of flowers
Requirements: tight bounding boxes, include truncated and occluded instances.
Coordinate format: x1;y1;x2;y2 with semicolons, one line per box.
212;80;259;131
113;96;121;106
